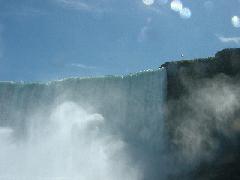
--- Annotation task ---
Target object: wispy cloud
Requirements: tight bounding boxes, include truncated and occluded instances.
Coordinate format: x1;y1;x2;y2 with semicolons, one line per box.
203;1;214;10
138;26;150;42
217;35;240;44
14;7;47;16
70;63;96;69
56;0;108;13
0;24;4;60
57;0;92;11
0;6;47;17
138;18;152;43
158;0;169;5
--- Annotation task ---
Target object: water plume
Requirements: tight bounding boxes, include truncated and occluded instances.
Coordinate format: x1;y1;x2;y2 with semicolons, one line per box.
0;102;142;180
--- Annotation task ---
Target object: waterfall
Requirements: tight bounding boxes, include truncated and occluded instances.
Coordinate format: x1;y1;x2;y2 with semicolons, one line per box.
0;69;167;180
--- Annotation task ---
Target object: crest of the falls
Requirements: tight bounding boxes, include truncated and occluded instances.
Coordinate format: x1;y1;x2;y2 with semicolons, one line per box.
0;69;167;180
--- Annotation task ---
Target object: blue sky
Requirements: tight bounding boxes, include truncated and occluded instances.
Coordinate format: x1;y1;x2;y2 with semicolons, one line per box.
0;0;239;81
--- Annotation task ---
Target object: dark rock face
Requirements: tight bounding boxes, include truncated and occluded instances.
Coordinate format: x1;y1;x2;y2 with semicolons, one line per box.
163;48;240;180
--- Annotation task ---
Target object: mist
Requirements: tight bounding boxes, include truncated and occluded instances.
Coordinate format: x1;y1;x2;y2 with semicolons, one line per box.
1;65;239;180
0;70;167;180
0;102;142;180
172;73;240;168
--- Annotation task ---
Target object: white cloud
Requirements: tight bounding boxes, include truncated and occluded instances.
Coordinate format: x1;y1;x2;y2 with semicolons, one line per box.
170;0;183;12
217;35;240;44
232;16;240;28
56;0;107;13
170;0;191;19
142;0;155;6
71;63;96;69
179;7;191;19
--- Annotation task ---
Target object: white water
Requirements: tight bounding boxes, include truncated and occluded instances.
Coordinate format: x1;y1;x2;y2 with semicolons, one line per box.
0;69;166;180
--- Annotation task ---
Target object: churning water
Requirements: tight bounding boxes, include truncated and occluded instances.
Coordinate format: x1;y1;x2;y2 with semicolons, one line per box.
0;69;166;180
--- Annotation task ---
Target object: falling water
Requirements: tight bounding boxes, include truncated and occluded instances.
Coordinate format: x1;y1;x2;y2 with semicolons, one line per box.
0;69;167;180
